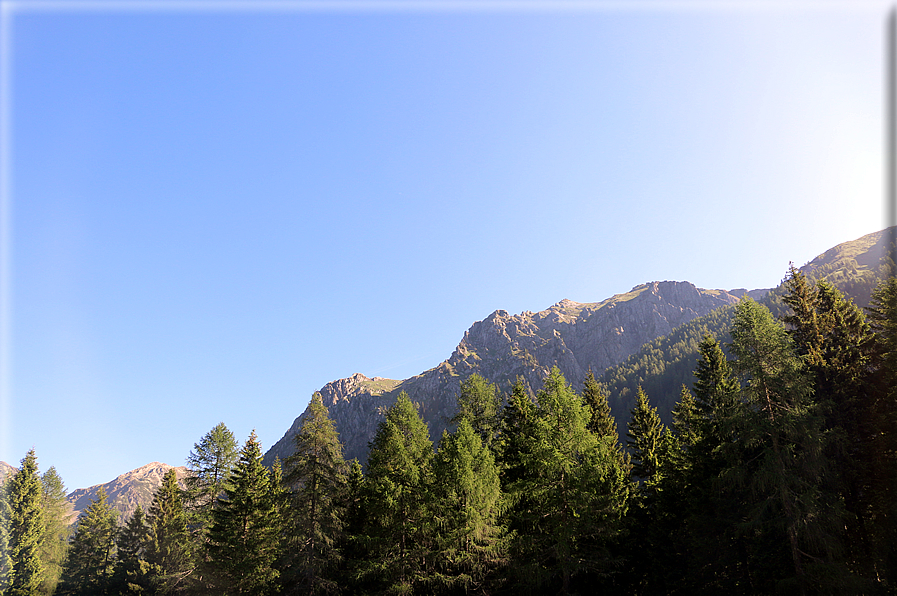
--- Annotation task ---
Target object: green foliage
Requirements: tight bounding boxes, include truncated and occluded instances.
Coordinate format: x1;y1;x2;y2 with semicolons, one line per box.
58;488;118;596
282;393;348;595
113;505;152;595
363;391;434;594
0;479;12;594
626;386;668;483
185;422;238;526
581;368;618;441
38;466;69;596
146;468;192;594
431;418;506;593
451;373;501;448
207;430;283;596
505;367;630;593
7;449;45;596
728;298;839;593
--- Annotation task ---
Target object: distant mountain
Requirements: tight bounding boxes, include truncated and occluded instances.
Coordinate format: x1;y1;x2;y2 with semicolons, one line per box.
266;282;767;466
0;461;16;483
66;462;190;522
266;227;894;468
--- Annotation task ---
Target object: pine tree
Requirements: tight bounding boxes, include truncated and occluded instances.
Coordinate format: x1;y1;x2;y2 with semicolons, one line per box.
431;418;506;593
451;373;501;448
206;430;283;596
282;393;347;595
38;466;69;595
58;488;118;595
7;449;45;596
113;505;152;594
363;391;434;594
146;468;192;594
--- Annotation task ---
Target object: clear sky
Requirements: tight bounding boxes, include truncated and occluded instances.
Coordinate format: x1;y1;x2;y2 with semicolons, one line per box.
0;0;891;493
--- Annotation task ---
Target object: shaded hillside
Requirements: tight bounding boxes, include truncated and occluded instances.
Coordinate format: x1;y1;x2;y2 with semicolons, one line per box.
66;462;190;522
601;226;896;428
266;282;756;466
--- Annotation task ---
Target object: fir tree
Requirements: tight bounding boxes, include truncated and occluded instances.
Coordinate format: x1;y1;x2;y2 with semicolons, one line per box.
58;488;118;595
38;466;69;596
363;391;434;594
626;386;667;483
509;367;629;593
282;393;347;595
0;477;13;594
451;373;501;448
582;367;618;441
184;423;238;526
206;430;283;596
431;418;506;593
7;449;45;596
146;468;192;594
728;298;837;594
113;505;152;595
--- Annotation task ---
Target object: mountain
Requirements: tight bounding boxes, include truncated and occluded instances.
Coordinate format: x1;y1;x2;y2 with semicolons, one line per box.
0;461;16;483
65;462;190;522
265;282;767;466
266;227;894;469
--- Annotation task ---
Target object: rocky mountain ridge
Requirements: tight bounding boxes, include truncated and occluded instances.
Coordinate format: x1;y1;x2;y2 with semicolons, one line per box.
266;281;767;466
65;461;189;522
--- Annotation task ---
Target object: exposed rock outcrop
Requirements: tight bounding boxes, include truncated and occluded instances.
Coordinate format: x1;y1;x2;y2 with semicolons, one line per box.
66;461;190;522
265;281;759;467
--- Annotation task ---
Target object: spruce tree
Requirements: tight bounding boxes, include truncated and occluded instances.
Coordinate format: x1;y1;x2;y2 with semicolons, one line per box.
7;449;45;596
38;466;69;595
0;478;13;594
113;505;152;594
509;367;629;593
58;488;118;595
728;298;837;594
146;468;192;593
626;386;667;483
282;393;347;595
206;430;283;596
431;418;505;593
363;391;434;594
582;367;618;441
184;423;238;525
451;373;501;448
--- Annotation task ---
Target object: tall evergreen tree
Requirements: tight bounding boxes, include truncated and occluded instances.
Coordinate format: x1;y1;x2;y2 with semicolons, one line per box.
146;468;192;594
0;478;13;594
282;393;347;595
38;466;69;596
7;449;45;596
626;386;668;483
431;418;506;594
582;368;618;441
451;374;501;448
363;391;434;594
728;298;838;594
58;488;118;596
509;367;629;593
113;505;152;595
206;430;283;596
184;423;238;525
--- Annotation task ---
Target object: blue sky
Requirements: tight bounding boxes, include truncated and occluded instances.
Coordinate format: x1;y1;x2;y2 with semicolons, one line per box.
1;0;891;492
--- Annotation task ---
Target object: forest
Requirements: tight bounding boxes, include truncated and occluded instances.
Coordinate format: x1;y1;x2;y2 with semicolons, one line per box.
1;266;896;595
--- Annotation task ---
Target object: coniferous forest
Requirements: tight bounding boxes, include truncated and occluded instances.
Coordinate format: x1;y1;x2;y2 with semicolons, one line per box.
2;268;897;595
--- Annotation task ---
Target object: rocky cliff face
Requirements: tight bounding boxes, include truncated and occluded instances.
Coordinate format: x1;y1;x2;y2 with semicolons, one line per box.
66;462;190;522
0;461;16;483
265;281;761;466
